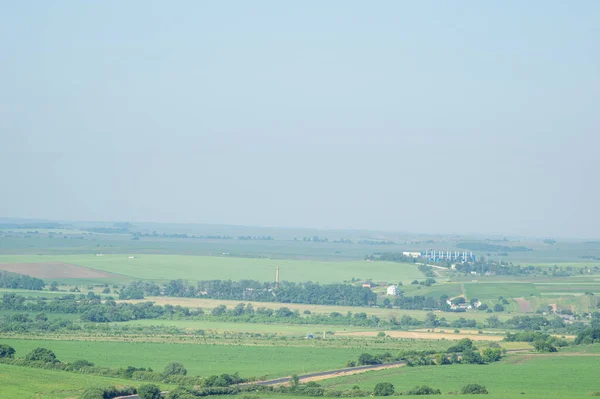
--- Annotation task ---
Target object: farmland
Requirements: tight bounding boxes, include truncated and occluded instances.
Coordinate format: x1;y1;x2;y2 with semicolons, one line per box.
2;223;600;399
318;352;600;398
0;337;451;378
0;362;150;399
0;254;424;284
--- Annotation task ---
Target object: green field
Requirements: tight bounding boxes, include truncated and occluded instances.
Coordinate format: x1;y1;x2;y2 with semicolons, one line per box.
319;352;600;398
0;254;424;284
0;362;151;399
464;282;540;300
0;338;393;378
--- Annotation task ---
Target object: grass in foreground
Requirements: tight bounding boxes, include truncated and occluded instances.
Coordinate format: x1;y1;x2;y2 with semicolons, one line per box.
0;362;150;399
0;338;403;378
318;353;600;398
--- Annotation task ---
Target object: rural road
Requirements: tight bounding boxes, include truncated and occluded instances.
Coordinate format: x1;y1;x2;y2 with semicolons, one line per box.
255;361;407;386
113;362;406;398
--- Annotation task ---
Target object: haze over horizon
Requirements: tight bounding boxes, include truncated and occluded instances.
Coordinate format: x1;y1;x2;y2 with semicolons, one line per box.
1;2;598;239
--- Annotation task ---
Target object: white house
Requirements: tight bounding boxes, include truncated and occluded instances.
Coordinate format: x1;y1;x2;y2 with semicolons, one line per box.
402;252;422;258
387;285;399;296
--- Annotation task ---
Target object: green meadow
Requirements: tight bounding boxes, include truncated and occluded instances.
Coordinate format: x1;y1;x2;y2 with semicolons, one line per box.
0;362;153;399
319;352;600;398
0;338;388;378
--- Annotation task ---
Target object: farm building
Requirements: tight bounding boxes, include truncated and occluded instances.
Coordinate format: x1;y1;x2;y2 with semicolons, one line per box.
362;282;373;288
387;285;399;296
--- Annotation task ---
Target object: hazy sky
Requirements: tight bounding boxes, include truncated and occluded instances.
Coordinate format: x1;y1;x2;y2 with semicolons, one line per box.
1;1;598;238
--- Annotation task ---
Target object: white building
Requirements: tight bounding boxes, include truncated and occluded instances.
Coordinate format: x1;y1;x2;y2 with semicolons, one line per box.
387;285;399;296
402;252;422;258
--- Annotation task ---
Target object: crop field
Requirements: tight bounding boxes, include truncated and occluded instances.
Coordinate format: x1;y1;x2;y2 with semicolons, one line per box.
0;338;403;378
0;362;149;399
318;352;600;398
118;318;373;335
463;282;540;300
0;254;424;284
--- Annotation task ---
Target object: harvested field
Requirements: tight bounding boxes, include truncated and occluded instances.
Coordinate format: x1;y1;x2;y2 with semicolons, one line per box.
0;262;120;279
515;297;532;312
335;330;504;341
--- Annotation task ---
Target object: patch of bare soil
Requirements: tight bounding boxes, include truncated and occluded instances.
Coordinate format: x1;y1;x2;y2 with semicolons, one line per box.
515;297;531;312
0;262;118;279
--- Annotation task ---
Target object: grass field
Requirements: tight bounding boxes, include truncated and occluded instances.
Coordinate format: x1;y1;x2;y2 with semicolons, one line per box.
318;352;600;398
463;282;540;300
0;362;151;399
0;254;424;284
0;338;402;378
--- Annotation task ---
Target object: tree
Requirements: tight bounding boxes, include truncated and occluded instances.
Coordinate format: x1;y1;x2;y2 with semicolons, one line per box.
50;281;59;291
383;298;391;307
406;386;441;395
461;349;484;364
425;312;439;328
291;374;300;386
138;384;162;399
0;344;15;358
358;353;381;365
493;304;505;312
533;340;557;353
373;382;395;396
211;305;227;316
25;347;58;363
460;384;489;394
482;348;502;363
434;353;450;365
163;361;187;376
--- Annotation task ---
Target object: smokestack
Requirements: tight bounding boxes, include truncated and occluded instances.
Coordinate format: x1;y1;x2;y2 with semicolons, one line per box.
275;266;279;289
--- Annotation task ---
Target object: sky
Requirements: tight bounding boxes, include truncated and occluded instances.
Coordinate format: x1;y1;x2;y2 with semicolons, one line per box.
1;1;598;238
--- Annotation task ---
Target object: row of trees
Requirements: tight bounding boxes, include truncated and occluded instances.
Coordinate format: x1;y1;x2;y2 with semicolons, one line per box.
121;279;378;307
0;270;45;290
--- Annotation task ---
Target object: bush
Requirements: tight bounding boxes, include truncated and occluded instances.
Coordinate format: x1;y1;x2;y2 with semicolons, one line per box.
461;349;484;364
373;382;394;396
66;359;95;371
406;385;441;395
80;386;137;399
460;384;488;394
138;384;162;399
434;353;450;365
163;361;187;376
80;388;105;399
25;347;58;363
0;344;15;358
358;353;381;365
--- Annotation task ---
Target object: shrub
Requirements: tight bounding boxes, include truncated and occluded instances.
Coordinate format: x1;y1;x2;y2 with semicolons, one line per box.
0;344;15;358
163;361;187;376
434;353;450;365
25;347;58;363
80;386;137;399
373;382;394;396
79;388;105;399
358;353;381;365
461;349;484;364
138;384;162;399
406;385;441;395
482;348;502;363
66;359;95;371
460;384;488;394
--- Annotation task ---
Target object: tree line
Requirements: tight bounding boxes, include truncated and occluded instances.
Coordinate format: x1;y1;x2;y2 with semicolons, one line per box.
0;270;45;290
